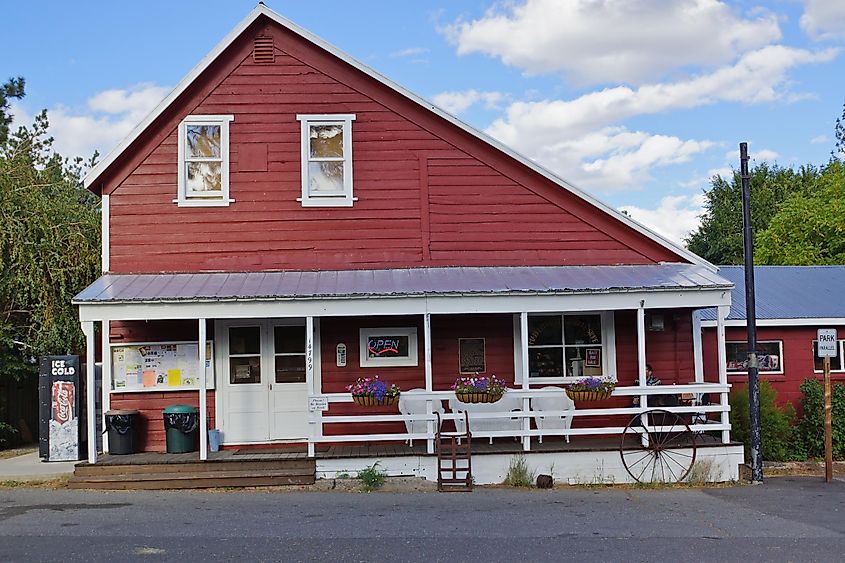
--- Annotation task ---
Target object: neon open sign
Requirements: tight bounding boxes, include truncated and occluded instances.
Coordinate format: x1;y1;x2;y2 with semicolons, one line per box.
368;337;402;357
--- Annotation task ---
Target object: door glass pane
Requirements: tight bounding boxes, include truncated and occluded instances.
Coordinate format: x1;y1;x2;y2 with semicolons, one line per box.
275;356;306;383
274;326;305;354
230;356;260;384
309;124;343;157
230;327;260;355
564;315;602;345
528;348;563;378
528;316;562;346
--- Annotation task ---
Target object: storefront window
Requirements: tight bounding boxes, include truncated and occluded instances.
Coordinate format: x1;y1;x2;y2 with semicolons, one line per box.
725;341;783;374
528;314;607;380
813;340;845;372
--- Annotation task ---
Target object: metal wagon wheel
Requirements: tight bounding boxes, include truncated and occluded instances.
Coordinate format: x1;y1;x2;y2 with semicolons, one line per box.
620;409;697;484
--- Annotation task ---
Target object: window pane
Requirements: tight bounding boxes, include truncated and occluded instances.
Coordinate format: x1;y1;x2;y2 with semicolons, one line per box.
186;162;222;193
757;342;781;372
528;316;562;346
275;355;306;383
727;341;781;373
366;335;410;359
275;326;305;354
566;346;603;377
309;124;343;158
229;326;261;355
230;356;260;384
308;161;344;193
564;315;602;345
186;124;221;158
814;341;841;371
529;348;563;378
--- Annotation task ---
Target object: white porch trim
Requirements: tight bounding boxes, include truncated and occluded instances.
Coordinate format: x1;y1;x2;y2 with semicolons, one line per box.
82;321;97;465
198;318;208;461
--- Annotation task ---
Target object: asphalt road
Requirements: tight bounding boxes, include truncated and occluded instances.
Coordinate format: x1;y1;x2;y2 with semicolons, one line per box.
1;476;843;562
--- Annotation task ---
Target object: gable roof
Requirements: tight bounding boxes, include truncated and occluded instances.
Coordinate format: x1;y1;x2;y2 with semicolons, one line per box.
82;3;715;272
699;265;845;323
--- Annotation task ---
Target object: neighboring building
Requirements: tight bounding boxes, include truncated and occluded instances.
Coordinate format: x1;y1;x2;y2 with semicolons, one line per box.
73;5;741;483
700;266;845;408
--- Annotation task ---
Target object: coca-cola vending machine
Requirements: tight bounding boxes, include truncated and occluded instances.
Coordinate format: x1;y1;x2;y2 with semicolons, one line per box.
38;356;83;461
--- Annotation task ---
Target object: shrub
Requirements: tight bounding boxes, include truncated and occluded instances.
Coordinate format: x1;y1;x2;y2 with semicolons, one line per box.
357;462;386;491
503;454;534;487
729;380;803;461
0;423;18;449
796;378;845;460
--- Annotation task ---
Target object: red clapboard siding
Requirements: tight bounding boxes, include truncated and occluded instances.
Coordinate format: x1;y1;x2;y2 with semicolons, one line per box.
100;15;684;273
109;391;215;452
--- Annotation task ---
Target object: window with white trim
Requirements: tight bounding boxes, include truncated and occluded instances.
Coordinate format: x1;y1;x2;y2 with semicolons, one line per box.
527;313;615;381
359;327;418;367
297;114;356;207
813;340;845;373
725;340;784;374
176;115;234;206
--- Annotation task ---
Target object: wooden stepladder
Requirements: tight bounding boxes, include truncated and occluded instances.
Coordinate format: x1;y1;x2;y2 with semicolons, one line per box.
435;411;473;492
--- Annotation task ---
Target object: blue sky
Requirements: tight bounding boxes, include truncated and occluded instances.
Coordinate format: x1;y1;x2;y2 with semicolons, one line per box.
5;0;845;242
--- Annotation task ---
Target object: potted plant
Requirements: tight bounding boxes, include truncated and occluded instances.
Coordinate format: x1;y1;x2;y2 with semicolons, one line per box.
346;375;401;407
565;377;616;401
452;374;508;404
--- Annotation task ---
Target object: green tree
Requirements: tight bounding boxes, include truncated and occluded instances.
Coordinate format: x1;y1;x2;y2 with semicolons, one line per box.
0;89;101;381
685;163;821;264
834;98;845;161
756;160;845;265
0;77;25;145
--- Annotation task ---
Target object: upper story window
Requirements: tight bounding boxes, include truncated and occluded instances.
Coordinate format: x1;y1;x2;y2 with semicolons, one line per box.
176;115;234;207
297;114;356;207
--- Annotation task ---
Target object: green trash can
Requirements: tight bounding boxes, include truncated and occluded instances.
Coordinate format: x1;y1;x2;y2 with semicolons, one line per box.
163;404;199;453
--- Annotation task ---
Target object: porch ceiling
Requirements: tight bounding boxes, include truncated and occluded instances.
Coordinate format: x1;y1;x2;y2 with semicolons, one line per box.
74;264;732;305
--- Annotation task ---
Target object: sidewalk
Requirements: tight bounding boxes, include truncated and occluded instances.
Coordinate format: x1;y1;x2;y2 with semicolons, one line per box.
0;449;77;482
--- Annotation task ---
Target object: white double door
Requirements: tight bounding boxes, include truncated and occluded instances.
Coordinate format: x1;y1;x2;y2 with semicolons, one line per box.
218;319;309;443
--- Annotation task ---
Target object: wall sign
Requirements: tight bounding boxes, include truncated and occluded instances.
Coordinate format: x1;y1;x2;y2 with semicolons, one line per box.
309;396;329;412
459;338;486;374
111;341;214;392
336;343;347;367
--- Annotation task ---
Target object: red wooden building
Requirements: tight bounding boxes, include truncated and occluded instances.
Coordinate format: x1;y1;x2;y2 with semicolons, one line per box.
74;5;742;484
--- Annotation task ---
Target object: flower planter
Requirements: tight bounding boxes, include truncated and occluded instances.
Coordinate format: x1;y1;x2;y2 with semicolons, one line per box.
352;394;399;407
455;391;504;404
565;390;612;402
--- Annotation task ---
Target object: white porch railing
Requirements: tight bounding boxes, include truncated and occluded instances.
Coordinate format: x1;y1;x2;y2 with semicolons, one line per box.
307;383;731;455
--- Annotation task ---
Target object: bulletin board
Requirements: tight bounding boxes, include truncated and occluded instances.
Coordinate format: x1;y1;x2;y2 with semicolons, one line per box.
111;341;215;392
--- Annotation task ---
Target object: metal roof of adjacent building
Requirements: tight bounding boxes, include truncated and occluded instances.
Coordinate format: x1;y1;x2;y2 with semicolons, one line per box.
698;265;845;321
73;264;731;305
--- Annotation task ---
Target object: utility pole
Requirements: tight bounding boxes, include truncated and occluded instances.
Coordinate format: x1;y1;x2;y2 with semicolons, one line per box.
740;142;763;483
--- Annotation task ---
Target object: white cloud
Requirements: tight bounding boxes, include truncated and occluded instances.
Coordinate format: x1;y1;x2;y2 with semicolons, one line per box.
724;148;779;161
390;47;430;58
445;0;781;85
432;89;505;114
811;134;829;144
800;0;845;40
620;194;707;244
10;83;169;159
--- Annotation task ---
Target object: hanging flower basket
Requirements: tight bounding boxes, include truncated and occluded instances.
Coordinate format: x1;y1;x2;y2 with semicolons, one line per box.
455;391;504;404
352;394;399;407
565;377;616;402
565;389;613;402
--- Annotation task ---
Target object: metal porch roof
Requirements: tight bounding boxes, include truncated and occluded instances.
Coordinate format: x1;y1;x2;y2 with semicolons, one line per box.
698;265;845;321
74;264;731;305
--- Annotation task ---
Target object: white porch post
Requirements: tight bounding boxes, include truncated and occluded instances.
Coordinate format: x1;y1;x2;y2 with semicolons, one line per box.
306;315;316;457
519;312;530;451
423;313;434;454
82;321;97;465
198;318;208;461
100;318;111;454
716;305;730;443
636;304;647;400
692;309;704;384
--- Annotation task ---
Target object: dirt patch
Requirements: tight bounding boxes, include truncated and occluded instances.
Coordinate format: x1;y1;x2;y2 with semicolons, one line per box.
0;475;70;489
0;446;37;461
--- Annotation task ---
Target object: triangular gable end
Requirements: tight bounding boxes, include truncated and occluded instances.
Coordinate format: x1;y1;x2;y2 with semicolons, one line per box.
84;3;714;272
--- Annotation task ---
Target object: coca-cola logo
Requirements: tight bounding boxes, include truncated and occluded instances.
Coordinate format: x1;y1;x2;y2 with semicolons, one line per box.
56;388;71;423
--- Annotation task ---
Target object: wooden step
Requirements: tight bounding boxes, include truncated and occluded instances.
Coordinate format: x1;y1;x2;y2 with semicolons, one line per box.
74;459;314;477
68;474;314;490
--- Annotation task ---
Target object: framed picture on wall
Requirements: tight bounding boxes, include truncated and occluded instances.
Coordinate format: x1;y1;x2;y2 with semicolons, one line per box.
459;338;486;374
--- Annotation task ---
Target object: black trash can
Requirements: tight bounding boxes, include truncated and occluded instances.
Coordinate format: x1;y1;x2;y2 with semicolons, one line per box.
105;409;140;455
163;405;199;453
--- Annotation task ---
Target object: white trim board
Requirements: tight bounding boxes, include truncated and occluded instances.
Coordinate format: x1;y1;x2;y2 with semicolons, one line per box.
700;318;845;328
81;4;714;273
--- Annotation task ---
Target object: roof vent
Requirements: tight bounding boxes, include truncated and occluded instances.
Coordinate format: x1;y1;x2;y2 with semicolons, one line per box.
253;36;275;64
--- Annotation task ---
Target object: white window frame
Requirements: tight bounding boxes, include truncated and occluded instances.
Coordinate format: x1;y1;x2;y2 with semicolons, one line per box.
813;340;845;373
359;327;418;368
725;340;785;375
296;114;356;207
176;114;234;207
527;312;616;383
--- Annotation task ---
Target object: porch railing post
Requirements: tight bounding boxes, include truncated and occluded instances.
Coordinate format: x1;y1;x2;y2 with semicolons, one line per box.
306;315;316;458
520;312;530;451
101;318;111;454
692;309;704;384
637;304;648;446
716;305;730;444
198;318;208;461
424;312;434;454
82;321;97;465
